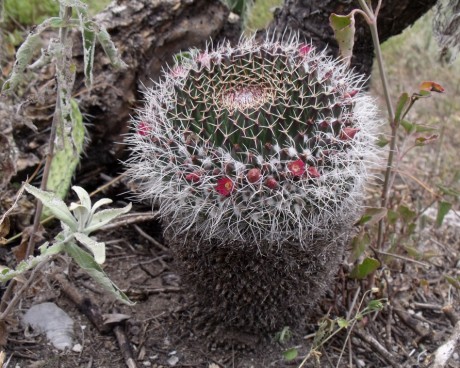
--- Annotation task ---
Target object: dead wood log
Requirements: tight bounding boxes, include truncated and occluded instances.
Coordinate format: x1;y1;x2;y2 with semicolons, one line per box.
72;0;231;152
268;0;438;77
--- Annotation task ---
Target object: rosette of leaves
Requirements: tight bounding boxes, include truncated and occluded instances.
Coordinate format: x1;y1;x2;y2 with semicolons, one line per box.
0;185;133;305
126;35;380;333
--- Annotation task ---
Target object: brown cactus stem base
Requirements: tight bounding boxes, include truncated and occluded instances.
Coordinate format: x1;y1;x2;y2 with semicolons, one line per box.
166;227;351;338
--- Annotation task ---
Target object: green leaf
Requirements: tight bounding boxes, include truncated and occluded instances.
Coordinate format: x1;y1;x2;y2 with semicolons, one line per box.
45;99;85;215
24;184;77;231
64;242;134;305
436;201;452;227
0;254;50;283
415;135;438;146
350;231;370;262
407;222;417;235
90;198;113;214
376;134;389;148
400;120;416;134
444;275;460;289
394;92;410;123
387;210;399;225
2;32;41;92
96;26;127;69
337;318;349;329
367;299;384;311
78;17;96;88
329;13;356;66
357;207;387;226
349;257;380;280
402;120;435;134
437;185;460;198
72;186;91;211
85;203;132;234
398;205;416;223
74;232;106;264
283;348;298;361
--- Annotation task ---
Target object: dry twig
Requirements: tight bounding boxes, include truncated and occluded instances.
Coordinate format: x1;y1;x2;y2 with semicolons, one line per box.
431;321;460;368
354;328;400;368
114;324;138;368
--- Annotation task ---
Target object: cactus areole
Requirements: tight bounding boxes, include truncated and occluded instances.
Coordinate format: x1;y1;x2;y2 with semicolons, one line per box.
126;35;379;245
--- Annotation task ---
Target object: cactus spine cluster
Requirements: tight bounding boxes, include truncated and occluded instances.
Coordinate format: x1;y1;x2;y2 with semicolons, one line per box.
126;35;379;332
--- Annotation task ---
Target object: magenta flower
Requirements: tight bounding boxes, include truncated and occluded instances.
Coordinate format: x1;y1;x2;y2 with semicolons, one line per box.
216;177;234;196
287;159;306;177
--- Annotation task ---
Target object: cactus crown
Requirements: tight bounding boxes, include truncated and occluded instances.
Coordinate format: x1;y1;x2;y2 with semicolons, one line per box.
126;35;380;245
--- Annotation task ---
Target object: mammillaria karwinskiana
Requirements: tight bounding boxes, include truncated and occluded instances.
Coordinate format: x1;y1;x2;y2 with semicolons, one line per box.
126;35;380;333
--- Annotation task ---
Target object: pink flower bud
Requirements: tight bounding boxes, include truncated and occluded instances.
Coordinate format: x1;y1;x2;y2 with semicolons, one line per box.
307;166;320;178
339;127;360;141
344;90;359;98
186;172;200;183
247;168;261;183
137;121;150;136
265;177;279;189
299;44;313;56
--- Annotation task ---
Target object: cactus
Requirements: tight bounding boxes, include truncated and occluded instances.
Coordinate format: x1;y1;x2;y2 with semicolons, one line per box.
126;35;380;333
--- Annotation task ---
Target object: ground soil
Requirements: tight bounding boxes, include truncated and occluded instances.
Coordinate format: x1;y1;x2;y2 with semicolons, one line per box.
2;168;460;368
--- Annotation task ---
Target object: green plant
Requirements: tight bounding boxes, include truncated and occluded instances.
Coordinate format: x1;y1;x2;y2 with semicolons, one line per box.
296;291;386;367
126;35;380;332
0;0;128;332
0;185;133;323
2;0;126;258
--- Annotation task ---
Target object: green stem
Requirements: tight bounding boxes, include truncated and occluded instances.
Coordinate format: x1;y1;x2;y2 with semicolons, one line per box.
357;0;396;249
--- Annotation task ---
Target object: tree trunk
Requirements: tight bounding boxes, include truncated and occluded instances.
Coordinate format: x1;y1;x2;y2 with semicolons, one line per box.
268;0;438;77
72;0;231;151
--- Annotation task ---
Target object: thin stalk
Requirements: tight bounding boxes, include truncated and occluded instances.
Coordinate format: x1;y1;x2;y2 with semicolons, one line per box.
25;6;73;259
357;0;397;249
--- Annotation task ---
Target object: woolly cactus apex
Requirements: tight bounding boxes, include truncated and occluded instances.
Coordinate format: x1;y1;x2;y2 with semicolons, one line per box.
126;34;380;245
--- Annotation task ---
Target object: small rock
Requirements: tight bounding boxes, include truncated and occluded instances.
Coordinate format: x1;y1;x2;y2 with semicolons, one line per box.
228;12;240;24
167;355;179;366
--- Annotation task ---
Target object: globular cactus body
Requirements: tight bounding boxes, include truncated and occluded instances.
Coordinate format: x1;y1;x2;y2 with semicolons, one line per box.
126;35;379;333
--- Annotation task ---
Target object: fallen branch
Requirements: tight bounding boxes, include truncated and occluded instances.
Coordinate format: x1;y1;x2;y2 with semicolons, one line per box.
114;323;138;368
54;273;111;334
431;321;460;368
354;328;401;368
55;273;139;368
393;304;431;344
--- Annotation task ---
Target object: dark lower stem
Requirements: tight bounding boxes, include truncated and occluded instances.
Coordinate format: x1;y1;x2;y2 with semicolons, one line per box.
25;6;73;259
